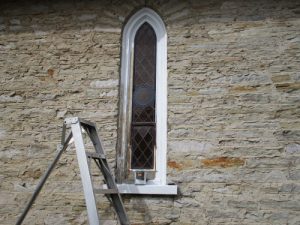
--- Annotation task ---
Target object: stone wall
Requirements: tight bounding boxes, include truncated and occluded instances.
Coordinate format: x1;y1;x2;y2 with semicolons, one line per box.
0;0;300;224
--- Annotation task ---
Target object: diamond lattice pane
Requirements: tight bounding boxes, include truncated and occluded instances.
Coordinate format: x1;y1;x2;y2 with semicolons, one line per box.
131;22;157;170
131;126;155;169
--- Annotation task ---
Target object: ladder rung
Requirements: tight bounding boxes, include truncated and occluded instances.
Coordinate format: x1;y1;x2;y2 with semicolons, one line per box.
94;188;119;194
86;152;105;159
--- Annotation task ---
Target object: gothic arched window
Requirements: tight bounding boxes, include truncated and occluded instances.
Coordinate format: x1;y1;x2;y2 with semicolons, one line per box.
116;8;177;194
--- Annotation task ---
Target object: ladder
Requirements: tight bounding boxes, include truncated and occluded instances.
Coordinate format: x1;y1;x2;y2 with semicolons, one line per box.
16;117;130;225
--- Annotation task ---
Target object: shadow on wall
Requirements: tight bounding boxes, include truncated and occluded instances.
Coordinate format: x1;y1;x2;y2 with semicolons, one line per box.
0;0;126;35
0;0;300;35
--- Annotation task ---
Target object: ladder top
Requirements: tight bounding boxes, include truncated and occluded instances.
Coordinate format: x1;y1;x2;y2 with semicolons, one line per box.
64;117;96;128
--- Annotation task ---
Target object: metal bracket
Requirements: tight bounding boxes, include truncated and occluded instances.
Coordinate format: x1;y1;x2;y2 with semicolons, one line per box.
64;117;79;125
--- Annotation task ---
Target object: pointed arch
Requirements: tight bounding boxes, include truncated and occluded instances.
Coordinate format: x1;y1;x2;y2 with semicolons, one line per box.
117;8;168;186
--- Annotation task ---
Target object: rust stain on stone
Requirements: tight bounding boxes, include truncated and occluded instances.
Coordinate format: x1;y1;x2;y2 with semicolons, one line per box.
201;157;245;168
47;68;54;77
37;69;57;83
168;160;183;170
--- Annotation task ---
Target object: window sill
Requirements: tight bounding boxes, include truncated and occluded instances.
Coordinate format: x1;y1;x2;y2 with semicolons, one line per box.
115;183;178;195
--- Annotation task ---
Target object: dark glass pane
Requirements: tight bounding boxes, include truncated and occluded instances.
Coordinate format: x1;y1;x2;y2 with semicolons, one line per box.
131;22;156;170
131;126;155;169
132;22;156;123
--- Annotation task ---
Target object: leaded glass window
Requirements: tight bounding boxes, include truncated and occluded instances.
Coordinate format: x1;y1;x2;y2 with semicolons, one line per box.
131;22;157;170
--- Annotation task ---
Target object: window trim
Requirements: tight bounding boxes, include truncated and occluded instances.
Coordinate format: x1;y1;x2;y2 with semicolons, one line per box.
117;8;168;188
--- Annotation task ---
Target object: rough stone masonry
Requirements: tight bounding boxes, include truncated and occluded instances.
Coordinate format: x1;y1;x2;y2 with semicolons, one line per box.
0;0;300;224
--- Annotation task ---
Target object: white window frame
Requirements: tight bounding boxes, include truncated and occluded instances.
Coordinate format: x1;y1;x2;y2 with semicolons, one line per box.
116;8;176;194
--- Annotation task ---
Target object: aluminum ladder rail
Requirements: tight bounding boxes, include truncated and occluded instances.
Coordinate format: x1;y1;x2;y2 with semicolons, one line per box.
16;117;130;225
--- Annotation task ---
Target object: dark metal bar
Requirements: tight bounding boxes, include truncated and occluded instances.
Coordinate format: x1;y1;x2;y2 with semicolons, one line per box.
86;152;105;159
16;133;72;225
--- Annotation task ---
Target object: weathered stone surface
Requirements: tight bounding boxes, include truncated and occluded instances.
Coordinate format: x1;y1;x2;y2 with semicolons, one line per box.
0;0;300;224
169;140;213;154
